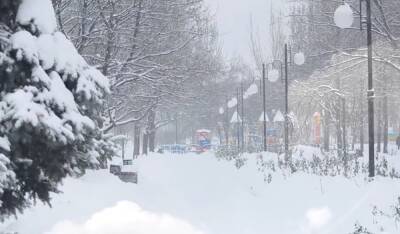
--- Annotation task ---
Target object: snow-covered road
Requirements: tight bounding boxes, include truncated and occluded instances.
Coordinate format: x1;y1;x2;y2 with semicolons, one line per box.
2;151;400;234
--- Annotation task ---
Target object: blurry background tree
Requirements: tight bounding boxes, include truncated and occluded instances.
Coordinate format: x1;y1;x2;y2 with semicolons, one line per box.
53;0;226;154
286;0;400;154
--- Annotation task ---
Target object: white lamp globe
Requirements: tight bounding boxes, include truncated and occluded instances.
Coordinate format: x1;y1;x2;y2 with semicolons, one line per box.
219;107;224;114
334;3;354;29
294;52;305;66
268;69;280;82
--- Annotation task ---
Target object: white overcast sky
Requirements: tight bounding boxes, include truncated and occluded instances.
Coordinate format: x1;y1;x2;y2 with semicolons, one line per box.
204;0;284;64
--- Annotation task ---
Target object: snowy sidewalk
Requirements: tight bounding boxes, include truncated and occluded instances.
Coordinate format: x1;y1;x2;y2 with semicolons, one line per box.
2;152;400;234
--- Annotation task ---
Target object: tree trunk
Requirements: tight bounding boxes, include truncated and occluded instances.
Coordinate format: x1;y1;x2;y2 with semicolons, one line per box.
336;109;342;156
336;78;342;155
377;99;382;153
359;79;364;156
323;111;330;152
351;126;356;151
224;111;230;145
383;96;389;153
149;131;156;152
217;124;223;145
147;110;156;152
142;132;148;155
121;140;125;160
133;124;141;157
360;118;364;156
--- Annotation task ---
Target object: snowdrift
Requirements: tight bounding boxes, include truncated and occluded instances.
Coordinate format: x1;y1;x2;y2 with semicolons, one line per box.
1;150;400;234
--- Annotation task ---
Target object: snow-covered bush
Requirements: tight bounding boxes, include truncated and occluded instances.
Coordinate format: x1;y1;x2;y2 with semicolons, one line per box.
0;0;115;219
253;150;400;184
215;144;240;160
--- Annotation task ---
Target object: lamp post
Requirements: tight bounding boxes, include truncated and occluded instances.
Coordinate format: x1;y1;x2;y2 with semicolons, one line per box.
225;81;258;153
262;61;282;152
284;44;289;160
266;45;304;160
175;113;178;144
241;82;245;152
262;64;267;152
237;88;240;152
334;0;375;177
219;107;225;145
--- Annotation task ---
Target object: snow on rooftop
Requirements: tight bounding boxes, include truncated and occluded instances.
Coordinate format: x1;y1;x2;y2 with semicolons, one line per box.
196;129;211;133
230;111;242;123
273;110;285;122
258;111;269;122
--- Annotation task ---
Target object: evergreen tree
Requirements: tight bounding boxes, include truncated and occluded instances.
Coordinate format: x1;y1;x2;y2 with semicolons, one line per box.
0;0;114;219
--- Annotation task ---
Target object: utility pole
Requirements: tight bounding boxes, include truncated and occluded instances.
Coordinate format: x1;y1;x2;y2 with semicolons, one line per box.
284;44;289;160
262;64;267;152
365;0;375;177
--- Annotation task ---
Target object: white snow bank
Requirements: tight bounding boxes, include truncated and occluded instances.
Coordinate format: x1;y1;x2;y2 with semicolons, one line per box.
45;201;204;234
304;207;332;232
2;151;400;234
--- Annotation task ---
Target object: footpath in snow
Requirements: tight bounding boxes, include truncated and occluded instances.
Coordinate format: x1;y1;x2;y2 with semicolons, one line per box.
2;148;400;234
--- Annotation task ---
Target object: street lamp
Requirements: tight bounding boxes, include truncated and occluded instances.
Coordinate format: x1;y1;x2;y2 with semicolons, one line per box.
267;68;280;83
282;44;305;160
334;3;354;29
224;81;259;152
262;61;281;152
334;0;375;177
219;107;224;115
293;52;305;66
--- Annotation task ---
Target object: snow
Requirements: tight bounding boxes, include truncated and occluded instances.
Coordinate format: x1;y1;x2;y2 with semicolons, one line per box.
243;83;258;99
0;67;95;143
0;137;10;152
294;52;305;66
273;110;285;122
230;111;242;123
45;201;204;234
304;207;332;232
196;129;211;133
3;7;109;144
2;149;400;234
258;111;269;122
268;69;280;82
334;3;354;29
227;97;237;108
10;30;109;100
11;30;38;63
16;0;57;34
37;34;57;70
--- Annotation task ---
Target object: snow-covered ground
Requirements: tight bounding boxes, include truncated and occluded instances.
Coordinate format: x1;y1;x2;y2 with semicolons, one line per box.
1;149;400;234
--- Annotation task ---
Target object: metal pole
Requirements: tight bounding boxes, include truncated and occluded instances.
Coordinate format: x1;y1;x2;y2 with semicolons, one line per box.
175;113;178;144
342;98;347;158
366;0;375;177
237;88;240;152
241;82;245;152
262;64;267;152
284;44;289;160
